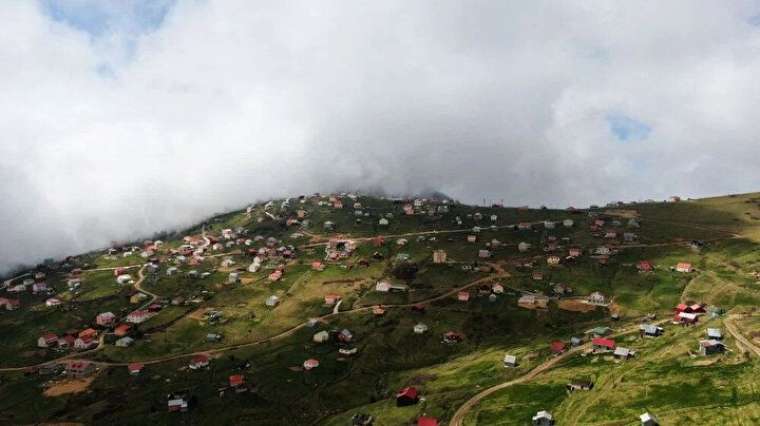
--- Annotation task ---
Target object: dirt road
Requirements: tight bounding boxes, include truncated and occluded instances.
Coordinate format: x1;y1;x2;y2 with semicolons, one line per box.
448;320;667;426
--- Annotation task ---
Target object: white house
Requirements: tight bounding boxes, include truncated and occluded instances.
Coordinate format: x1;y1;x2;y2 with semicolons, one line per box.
375;281;392;292
587;291;607;305
413;323;429;334
313;331;330;343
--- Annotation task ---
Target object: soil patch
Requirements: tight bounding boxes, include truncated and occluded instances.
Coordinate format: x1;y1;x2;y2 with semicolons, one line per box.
558;299;597;313
44;375;97;397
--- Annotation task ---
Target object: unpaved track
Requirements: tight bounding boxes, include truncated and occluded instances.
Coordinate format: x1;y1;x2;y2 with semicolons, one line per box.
725;314;760;357
448;320;667;426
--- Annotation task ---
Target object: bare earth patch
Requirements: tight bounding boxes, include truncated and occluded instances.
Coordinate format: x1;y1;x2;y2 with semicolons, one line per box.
189;307;212;320
44;376;97;397
558;299;597;313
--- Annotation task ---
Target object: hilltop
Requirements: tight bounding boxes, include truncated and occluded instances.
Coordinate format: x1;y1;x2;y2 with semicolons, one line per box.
0;192;759;425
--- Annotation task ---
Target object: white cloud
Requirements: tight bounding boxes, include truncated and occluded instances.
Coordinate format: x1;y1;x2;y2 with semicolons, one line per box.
2;0;760;273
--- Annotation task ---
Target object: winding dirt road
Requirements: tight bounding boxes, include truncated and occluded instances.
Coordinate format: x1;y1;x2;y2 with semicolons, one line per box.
724;314;760;357
448;320;667;426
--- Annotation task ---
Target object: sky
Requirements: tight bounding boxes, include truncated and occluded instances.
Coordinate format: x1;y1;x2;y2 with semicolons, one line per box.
2;0;760;274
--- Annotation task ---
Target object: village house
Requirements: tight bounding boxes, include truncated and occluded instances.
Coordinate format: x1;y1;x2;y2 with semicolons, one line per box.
566;380;593;392
403;204;415;215
640;324;663;337
457;291;471;302
313;330;330;343
467;235;477;243
32;282;48;294
324;293;341;306
417;416;439;426
228;374;245;389
268;270;283;282
518;294;549;309
96;312;116;327
265;295;280;307
492;283;504;294
587;291;607;305
675;262;693;273
478;249;491;259
114;323;132;337
413;323;428;334
74;336;98;350
503;354;517;368
432;250;447;264
675;311;699;325
699;339;726;355
393;386;421;408
547;255;561;266
604;231;617;239
544;220;555;229
613;346;634;360
532;410;554;426
375;281;392;292
550;341;567;355
0;298;20;311
189;354;210;370
116;274;133;285
338;329;353;342
707;328;722;340
563;219;574;228
66;360;95;378
128;362;144;375
127;310;152;324
532;271;544;281
637;260;654;273
592;337;616;352
624;232;637;242
38;332;58;348
167;394;189;412
303;358;320;370
640;412;659;426
518;242;531;252
443;331;464;344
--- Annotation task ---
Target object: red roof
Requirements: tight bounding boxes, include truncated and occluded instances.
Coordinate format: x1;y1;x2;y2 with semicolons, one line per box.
690;303;705;312
675;303;688;312
637;260;653;271
550;341;566;353
40;332;58;344
191;354;209;364
128;363;144;373
229;374;244;387
396;386;418;400
114;323;132;336
592;337;616;349
79;328;97;339
418;417;439;426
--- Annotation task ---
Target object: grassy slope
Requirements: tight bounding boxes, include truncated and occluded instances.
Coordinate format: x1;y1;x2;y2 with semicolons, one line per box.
0;192;759;425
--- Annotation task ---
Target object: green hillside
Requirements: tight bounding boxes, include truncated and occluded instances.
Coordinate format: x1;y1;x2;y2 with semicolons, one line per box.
1;192;759;425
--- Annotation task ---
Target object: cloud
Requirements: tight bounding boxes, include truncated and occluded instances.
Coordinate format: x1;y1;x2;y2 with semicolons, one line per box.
1;0;760;273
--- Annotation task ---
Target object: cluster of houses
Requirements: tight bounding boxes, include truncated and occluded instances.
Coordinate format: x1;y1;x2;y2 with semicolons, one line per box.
37;327;99;352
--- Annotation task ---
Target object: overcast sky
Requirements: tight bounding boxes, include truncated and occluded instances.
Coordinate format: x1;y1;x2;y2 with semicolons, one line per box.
2;1;760;273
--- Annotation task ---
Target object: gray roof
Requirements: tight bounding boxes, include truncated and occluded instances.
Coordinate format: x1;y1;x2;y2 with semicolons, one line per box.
640;324;662;335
